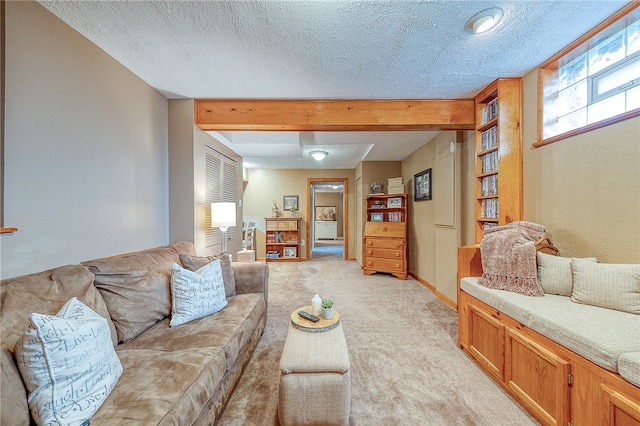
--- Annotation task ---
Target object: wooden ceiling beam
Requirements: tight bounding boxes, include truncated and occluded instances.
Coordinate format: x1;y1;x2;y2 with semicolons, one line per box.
195;99;475;131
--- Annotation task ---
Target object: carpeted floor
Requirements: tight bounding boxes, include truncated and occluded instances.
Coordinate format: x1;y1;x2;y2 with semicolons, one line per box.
216;254;538;426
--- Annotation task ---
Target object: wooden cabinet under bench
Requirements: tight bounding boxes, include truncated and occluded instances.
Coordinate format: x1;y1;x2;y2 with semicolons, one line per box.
457;246;640;426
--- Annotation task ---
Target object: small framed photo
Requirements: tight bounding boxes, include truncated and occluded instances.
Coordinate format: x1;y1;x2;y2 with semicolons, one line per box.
283;247;297;258
371;212;384;222
414;168;432;201
387;197;403;208
283;195;298;211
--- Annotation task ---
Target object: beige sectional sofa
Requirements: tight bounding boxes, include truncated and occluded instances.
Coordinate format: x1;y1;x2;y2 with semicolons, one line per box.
1;241;269;425
458;246;640;426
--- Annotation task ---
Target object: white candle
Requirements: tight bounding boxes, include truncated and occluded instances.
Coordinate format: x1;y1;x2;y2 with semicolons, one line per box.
311;294;322;316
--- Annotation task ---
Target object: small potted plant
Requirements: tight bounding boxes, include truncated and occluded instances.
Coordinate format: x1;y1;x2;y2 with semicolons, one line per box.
290;206;298;217
321;299;334;320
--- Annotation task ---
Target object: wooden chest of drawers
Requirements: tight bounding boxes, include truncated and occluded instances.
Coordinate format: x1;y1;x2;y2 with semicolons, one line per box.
362;222;407;280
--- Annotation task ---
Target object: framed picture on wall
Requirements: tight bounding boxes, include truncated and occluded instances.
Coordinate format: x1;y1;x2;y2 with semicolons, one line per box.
414;168;432;201
315;206;336;221
283;195;298;211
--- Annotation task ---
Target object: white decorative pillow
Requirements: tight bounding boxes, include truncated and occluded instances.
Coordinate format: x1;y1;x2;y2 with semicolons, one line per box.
537;252;597;296
571;258;640;314
14;297;123;426
170;260;228;327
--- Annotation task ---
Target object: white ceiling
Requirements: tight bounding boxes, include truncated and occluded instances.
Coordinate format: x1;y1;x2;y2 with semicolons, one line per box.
39;0;628;169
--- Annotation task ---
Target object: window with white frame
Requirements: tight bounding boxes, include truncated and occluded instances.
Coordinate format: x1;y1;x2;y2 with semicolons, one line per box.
539;5;640;144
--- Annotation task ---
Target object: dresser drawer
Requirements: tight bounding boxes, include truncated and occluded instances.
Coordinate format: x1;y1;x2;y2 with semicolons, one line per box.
364;238;404;250
365;247;404;260
364;258;405;272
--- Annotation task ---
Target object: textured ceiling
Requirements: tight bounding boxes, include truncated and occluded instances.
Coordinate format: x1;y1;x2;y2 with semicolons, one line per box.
39;0;629;168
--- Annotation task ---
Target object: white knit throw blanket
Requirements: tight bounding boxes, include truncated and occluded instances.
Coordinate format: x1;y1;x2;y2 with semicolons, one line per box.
478;221;546;297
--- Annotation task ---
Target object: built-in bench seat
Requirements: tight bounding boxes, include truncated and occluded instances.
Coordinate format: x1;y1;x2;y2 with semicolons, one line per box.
457;246;640;426
461;277;640;375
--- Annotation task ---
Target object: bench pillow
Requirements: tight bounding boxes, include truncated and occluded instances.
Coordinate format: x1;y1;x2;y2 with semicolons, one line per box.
537;252;597;296
571;258;640;314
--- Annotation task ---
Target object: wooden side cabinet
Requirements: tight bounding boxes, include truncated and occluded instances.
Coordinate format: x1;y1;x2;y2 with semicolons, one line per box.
362;194;407;280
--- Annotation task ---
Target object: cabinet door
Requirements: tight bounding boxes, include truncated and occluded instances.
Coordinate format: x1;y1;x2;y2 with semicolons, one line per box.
505;327;571;426
467;303;505;382
602;384;640;426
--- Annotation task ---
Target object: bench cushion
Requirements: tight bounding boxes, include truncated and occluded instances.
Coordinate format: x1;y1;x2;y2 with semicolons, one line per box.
618;352;640;388
461;277;640;372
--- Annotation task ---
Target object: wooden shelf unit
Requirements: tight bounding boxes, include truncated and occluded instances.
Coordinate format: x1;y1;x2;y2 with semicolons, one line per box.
363;194;407;280
265;217;301;262
474;78;523;243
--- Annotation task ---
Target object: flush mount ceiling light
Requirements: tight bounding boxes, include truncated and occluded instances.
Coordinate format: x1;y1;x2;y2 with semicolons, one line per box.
465;7;504;34
310;150;328;161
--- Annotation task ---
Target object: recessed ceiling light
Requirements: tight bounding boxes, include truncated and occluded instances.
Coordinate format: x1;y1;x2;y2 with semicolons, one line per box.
310;150;328;161
465;7;504;34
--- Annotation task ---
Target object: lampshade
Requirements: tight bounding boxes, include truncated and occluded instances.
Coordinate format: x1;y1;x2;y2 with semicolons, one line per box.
211;202;236;228
310;150;328;161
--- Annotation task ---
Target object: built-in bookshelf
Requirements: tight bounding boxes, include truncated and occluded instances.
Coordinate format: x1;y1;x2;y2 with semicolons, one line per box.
474;78;523;243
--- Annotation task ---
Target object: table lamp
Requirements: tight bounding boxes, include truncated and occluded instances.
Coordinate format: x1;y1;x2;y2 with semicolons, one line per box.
211;202;236;253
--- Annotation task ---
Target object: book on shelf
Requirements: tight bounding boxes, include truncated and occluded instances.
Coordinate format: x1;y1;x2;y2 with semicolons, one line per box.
481;98;499;124
480;175;498;196
481;151;498;174
481;198;499;219
481;126;498;151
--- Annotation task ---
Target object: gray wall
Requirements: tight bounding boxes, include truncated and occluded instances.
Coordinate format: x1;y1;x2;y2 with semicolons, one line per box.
1;1;169;278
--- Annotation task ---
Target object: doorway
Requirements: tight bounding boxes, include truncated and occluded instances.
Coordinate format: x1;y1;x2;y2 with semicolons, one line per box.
306;178;348;260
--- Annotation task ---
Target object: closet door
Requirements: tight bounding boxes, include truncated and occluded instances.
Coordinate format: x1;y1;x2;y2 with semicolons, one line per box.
204;145;237;253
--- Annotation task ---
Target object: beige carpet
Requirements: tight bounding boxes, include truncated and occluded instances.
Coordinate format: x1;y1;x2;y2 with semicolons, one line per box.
216;254;538;425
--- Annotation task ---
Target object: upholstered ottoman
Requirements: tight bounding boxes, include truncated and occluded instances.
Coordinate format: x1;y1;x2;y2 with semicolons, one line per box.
278;308;351;426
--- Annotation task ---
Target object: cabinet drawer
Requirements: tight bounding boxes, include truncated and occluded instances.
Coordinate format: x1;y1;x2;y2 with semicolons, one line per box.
364;258;405;272
364;238;404;250
365;247;404;259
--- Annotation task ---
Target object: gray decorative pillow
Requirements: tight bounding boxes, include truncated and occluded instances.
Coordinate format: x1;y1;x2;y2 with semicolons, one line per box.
180;252;236;297
571;258;640;314
537;252;597;296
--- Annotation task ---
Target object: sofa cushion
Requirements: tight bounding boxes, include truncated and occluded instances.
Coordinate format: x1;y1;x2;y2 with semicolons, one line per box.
14;298;122;426
170;261;228;327
85;241;197;343
618;352;640;388
91;347;227;425
120;293;266;371
0;264;117;349
537;252;597;296
571;258;640;315
461;277;640;372
180;252;236;297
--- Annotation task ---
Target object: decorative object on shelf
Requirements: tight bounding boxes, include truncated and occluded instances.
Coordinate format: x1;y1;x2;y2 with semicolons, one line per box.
370;181;384;195
211;202;236;253
283;195;299;211
387;197;403;208
371;212;384;222
283;247;297;258
321;299;334;320
315;205;336;221
289;206;298;217
311;294;322;316
272;199;281;217
414;168;432;201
